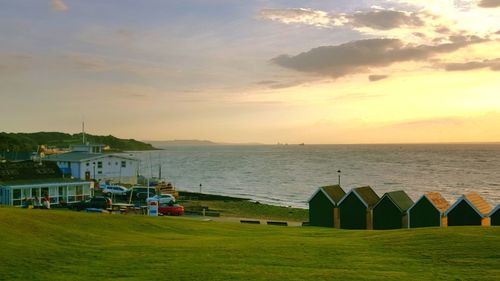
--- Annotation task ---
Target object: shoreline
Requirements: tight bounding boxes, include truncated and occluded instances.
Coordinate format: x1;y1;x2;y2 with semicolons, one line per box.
176;190;308;222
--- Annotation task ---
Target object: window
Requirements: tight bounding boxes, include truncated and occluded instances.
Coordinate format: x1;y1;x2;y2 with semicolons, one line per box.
22;188;30;199
108;162;111;166
97;161;102;168
75;185;83;201
121;161;126;168
13;189;21;206
86;162;89;167
98;171;102;174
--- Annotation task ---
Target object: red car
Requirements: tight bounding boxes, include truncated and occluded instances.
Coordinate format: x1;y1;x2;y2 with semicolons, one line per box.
158;204;184;216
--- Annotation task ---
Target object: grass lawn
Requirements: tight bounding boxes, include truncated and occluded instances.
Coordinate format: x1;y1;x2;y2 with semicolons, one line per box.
181;199;309;221
0;207;499;281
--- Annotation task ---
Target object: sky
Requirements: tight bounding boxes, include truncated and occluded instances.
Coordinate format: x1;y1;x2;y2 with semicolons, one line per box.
0;0;499;144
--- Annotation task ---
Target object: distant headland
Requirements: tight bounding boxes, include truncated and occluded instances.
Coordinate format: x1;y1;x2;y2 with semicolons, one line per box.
144;139;263;147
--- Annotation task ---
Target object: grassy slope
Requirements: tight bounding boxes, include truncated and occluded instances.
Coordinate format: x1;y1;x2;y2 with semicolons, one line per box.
178;191;308;221
0;207;499;281
0;132;156;152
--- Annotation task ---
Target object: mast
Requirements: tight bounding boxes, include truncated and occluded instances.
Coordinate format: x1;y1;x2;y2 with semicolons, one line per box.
82;119;86;144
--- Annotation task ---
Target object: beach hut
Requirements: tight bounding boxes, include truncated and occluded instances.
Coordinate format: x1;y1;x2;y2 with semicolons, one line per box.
489;205;500;226
445;192;492;226
373;191;414;230
308;185;346;227
338;186;380;229
408;192;450;228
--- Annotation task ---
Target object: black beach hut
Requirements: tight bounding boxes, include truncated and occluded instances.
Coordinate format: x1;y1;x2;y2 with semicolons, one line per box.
489;205;500;226
338;186;380;230
373;190;414;229
445;192;492;226
408;192;450;228
308;185;346;227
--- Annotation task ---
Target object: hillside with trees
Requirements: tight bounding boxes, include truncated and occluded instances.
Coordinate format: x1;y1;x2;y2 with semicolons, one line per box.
0;132;157;152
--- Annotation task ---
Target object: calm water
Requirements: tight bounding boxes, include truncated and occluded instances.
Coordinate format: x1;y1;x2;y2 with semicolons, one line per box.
130;144;500;208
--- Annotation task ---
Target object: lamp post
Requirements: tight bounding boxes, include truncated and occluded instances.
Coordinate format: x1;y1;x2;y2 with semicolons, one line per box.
199;183;202;194
337;170;341;185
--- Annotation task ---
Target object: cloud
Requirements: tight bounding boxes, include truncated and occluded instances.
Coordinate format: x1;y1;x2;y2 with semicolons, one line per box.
368;75;389;81
51;0;68;12
349;10;424;30
0;53;33;74
271;36;485;78
260;8;429;30
259;8;334;27
478;0;500;8
444;58;500;71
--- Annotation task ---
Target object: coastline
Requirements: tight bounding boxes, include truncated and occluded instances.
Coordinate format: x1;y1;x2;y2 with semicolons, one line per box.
177;190;308;222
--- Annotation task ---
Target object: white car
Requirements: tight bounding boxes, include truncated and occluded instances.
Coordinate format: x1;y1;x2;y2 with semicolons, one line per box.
101;185;128;196
146;194;176;204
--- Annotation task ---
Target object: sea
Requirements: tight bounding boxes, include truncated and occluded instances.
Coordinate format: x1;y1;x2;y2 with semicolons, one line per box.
129;144;500;209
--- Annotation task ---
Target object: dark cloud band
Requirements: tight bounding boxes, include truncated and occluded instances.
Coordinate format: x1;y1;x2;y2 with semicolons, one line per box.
271;36;485;78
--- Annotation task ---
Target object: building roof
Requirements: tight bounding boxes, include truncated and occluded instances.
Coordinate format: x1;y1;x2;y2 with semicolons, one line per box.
45;152;98;162
321;185;346;203
353;186;380;208
377;190;414;212
445;192;492;218
464;192;492;216
0;178;88;186
0;160;63;183
45;152;137;162
489;204;500;217
424;192;450;212
307;185;345;205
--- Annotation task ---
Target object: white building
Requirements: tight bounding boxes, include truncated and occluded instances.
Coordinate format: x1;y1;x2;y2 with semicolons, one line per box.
45;144;140;184
0;161;92;206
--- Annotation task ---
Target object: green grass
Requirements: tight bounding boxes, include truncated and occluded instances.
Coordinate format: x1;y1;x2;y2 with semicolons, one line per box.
181;199;309;221
0;207;499;281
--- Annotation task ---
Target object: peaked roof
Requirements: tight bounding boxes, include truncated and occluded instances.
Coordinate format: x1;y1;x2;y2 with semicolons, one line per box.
445;192;492;217
424;192;450;212
489;204;500;217
346;186;380;208
464;192;492;216
321;185;346;203
308;184;346;205
377;190;414;212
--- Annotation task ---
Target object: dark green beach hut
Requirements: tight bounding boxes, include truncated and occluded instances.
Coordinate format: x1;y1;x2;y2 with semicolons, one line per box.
308;185;346;227
445;192;492;226
338;186;379;229
373;190;414;230
408;192;450;228
488;205;500;226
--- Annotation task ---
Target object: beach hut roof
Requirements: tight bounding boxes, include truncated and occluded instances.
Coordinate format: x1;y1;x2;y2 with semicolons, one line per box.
445;192;492;217
465;192;492;216
308;185;345;205
424;192;450;213
489;204;500;217
354;186;380;207
338;186;380;208
375;190;414;212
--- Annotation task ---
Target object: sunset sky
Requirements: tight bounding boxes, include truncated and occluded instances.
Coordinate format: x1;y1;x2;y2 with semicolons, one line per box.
0;0;499;144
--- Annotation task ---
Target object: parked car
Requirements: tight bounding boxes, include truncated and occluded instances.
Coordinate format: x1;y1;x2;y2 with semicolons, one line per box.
125;186;157;200
69;196;112;211
101;185;128;197
146;194;176;204
159;203;184;216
